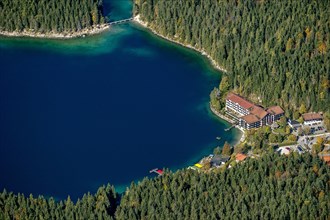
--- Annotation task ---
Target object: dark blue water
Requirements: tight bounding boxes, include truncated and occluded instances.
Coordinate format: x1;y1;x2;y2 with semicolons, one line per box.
0;1;240;200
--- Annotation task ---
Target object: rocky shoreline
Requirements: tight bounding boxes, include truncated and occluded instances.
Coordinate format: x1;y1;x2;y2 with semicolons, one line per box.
133;15;228;73
0;24;110;39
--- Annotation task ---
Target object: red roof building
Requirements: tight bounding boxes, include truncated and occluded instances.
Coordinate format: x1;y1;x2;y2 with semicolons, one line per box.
302;112;323;125
241;114;260;124
236;153;247;162
225;93;284;130
267;106;285;124
250;106;268;120
321;156;330;166
226;93;255;110
267;106;285;115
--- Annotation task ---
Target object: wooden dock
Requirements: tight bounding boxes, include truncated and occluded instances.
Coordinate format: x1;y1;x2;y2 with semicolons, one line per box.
224;123;238;131
149;168;163;176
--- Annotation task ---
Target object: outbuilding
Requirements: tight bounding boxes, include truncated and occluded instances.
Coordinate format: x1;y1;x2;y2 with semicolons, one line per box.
210;155;230;167
288;119;302;130
235;153;247;162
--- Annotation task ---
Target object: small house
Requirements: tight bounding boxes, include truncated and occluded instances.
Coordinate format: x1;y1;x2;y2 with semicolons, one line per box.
210;155;230;167
235;153;247;162
320;155;330;166
288;119;302;130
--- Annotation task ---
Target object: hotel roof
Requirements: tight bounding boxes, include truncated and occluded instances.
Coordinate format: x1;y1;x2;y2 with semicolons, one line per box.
227;93;268;120
250;106;268;120
267;106;284;115
241;114;260;124
226;93;255;109
302;112;323;121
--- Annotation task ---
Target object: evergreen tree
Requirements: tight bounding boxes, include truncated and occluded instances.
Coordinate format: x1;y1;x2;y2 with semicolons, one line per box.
134;0;330;117
115;153;330;219
0;0;105;34
222;141;232;156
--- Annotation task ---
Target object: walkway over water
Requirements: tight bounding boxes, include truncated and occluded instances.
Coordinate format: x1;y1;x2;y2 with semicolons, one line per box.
107;18;133;26
224;123;237;132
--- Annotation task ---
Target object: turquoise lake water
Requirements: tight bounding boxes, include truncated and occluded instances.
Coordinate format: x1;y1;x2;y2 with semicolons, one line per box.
0;0;241;200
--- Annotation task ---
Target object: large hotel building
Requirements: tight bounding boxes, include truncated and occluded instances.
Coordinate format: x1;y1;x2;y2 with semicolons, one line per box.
226;93;284;130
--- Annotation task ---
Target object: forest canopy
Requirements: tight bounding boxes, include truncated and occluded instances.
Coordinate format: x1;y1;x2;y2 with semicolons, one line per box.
134;0;330;115
115;153;330;219
1;153;330;219
0;0;105;33
0;184;117;219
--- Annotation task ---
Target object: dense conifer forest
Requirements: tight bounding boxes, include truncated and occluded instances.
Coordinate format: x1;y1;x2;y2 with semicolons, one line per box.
134;0;330;116
116;153;330;219
1;1;330;219
0;184;117;219
1;153;329;219
0;0;105;33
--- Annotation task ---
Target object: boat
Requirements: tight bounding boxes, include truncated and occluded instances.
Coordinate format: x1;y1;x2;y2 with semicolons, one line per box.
216;136;221;140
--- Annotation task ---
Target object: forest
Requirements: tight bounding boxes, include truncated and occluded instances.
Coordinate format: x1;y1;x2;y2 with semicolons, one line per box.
1;153;330;219
116;153;330;219
0;184;117;219
134;0;330;117
1;1;330;219
0;0;105;33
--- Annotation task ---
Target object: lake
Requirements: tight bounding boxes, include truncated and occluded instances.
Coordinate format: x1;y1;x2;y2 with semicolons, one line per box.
0;0;240;200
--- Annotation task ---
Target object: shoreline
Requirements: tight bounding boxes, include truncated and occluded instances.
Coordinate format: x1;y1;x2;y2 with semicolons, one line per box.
133;14;245;146
133;15;228;73
209;104;245;144
0;24;110;39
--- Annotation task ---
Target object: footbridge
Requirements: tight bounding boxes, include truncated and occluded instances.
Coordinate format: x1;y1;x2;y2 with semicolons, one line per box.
107;18;133;26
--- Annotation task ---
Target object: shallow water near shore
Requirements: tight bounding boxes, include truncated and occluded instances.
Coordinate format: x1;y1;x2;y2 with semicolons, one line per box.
0;0;241;200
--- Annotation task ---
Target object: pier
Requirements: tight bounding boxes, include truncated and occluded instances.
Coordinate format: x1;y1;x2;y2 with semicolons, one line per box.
149;168;163;176
224;122;238;131
224;124;236;131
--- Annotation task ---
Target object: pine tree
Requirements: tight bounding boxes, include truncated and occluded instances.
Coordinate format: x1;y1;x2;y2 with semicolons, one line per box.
222;141;232;156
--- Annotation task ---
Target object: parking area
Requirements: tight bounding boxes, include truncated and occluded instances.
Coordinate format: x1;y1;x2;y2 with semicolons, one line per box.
307;122;327;134
297;132;330;152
